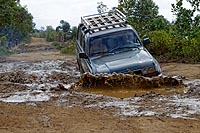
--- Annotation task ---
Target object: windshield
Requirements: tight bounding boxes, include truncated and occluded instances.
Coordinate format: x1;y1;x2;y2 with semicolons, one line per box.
89;30;141;57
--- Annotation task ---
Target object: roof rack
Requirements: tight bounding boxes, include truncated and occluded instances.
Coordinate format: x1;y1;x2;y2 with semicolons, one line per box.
81;8;127;33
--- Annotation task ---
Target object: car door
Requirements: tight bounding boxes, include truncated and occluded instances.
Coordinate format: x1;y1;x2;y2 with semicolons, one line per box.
79;34;93;73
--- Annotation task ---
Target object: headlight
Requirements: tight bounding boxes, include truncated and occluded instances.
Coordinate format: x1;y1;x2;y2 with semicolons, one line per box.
142;66;156;75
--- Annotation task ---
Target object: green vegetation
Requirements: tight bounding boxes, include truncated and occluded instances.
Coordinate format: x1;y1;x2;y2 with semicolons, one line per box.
118;0;200;62
0;0;34;44
32;20;77;55
0;0;34;55
1;0;199;62
60;40;76;55
0;46;10;56
51;40;76;55
97;2;108;13
48;0;200;61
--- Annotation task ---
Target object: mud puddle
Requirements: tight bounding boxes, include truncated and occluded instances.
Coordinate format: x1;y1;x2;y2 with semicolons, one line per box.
0;60;200;119
57;79;200;119
0;60;79;102
81;87;184;98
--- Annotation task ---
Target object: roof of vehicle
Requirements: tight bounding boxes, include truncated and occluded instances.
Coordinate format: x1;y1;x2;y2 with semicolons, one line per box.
87;24;136;38
80;8;128;34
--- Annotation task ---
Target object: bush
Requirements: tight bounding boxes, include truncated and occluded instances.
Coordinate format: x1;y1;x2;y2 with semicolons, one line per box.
182;39;200;62
0;36;7;47
146;30;200;62
47;32;56;42
61;40;76;55
0;46;10;56
146;30;172;55
51;40;76;55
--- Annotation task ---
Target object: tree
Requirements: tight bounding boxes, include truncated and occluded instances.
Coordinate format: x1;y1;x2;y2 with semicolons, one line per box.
0;0;34;43
172;0;200;39
56;20;70;33
149;15;171;31
97;2;108;13
46;26;56;42
55;20;71;42
118;0;159;35
171;0;200;61
71;26;77;39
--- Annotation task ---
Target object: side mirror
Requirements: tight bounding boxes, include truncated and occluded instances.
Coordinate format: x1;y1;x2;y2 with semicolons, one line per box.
79;52;88;59
143;38;151;45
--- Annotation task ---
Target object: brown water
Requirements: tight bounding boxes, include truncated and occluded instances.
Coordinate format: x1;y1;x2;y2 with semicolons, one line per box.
82;86;184;98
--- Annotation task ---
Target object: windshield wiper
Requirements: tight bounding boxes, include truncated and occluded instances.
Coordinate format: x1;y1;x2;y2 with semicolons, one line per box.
120;45;139;49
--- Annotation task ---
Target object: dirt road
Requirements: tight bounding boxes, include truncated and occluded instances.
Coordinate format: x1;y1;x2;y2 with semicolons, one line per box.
0;38;200;133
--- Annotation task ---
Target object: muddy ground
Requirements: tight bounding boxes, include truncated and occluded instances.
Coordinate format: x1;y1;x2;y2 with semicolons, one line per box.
0;38;200;133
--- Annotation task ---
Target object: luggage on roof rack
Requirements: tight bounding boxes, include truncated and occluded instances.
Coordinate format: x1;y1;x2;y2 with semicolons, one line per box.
81;8;127;33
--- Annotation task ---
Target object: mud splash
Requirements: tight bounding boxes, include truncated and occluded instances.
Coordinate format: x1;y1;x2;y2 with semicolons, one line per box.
76;72;184;98
77;72;183;88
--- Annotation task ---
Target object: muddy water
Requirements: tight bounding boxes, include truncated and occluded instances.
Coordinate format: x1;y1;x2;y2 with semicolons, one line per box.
82;86;184;98
0;60;191;99
0;60;200;119
0;60;79;102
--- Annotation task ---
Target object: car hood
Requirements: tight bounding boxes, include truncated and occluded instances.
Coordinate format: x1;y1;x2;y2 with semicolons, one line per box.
91;48;155;73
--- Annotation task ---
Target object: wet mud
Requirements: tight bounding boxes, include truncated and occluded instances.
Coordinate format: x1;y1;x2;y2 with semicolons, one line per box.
0;42;200;121
0;59;199;119
77;72;183;89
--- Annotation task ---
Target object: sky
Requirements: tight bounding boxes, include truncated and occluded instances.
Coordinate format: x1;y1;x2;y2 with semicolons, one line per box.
20;0;179;29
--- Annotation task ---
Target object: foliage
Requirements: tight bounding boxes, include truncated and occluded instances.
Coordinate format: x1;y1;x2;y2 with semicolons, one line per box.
60;40;76;55
71;26;78;39
46;26;56;42
32;20;77;43
118;0;200;62
181;39;200;61
56;20;70;33
171;0;199;39
118;0;161;36
146;30;172;55
170;0;200;62
0;36;7;46
97;2;108;13
149;15;171;31
32;27;46;38
0;46;10;55
51;39;76;55
0;0;34;43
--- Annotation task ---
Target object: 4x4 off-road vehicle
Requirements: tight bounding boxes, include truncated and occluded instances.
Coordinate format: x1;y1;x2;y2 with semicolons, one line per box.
76;9;161;77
